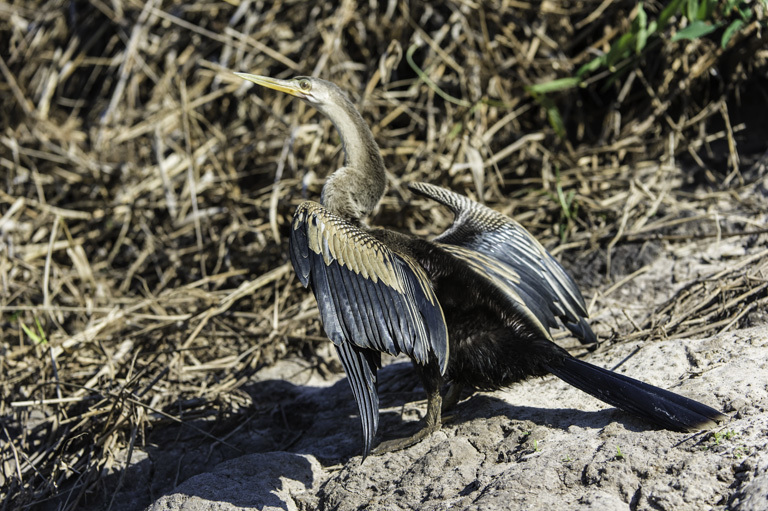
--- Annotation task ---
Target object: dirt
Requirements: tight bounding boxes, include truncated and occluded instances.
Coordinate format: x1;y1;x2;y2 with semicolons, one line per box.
144;325;768;511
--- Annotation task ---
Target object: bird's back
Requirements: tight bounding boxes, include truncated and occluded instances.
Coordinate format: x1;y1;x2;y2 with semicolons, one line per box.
369;228;573;390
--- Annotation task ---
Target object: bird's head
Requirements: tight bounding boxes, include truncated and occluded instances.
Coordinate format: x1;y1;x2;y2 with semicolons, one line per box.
235;73;348;118
236;72;386;221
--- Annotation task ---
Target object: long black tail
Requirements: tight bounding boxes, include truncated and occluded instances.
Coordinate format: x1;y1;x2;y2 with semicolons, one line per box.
545;356;726;431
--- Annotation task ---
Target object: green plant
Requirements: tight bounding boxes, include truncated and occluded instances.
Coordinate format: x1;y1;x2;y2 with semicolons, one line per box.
546;167;579;242
528;0;766;135
673;0;763;49
733;446;747;458
712;429;738;445
20;316;48;345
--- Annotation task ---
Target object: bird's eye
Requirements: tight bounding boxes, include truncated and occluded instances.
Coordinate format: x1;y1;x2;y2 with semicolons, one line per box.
299;79;312;92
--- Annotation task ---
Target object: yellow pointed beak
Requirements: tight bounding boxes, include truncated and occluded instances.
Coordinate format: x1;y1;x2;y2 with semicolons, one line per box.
235;73;304;97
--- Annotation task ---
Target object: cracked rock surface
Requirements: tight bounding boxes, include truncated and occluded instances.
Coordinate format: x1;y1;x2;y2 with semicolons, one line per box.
148;326;768;511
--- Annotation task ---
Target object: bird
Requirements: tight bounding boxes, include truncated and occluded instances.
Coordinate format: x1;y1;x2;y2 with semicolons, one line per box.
235;72;726;457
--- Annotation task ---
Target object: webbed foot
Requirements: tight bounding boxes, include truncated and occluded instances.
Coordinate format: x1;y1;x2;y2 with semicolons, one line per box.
371;421;441;454
372;386;443;455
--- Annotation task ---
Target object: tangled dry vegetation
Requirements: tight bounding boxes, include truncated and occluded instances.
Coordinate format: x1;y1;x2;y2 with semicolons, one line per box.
1;1;767;509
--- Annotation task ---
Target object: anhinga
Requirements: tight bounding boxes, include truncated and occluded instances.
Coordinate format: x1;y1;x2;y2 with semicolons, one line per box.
236;73;725;457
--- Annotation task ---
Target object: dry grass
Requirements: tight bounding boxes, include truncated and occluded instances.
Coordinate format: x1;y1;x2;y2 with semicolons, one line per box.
1;1;767;509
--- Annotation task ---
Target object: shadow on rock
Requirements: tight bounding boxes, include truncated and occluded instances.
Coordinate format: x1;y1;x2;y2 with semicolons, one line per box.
147;452;322;511
373;362;660;447
450;392;656;433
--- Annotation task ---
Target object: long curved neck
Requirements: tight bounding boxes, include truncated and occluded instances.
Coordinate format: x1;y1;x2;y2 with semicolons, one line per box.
319;94;386;222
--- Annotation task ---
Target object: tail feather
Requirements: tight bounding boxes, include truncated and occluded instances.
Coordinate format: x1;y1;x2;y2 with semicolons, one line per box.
546;357;726;431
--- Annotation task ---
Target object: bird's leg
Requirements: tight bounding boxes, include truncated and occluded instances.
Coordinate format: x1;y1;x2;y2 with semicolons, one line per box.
422;383;442;432
441;383;465;413
372;360;443;454
372;385;442;454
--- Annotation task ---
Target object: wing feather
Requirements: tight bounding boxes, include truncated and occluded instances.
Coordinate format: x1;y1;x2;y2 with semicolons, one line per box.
335;342;380;457
409;182;595;344
289;201;449;456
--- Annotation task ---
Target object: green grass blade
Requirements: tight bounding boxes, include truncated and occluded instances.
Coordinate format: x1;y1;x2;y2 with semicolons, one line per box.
672;20;720;41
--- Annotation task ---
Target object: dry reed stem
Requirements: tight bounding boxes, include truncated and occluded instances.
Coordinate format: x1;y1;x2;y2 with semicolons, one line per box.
1;1;766;509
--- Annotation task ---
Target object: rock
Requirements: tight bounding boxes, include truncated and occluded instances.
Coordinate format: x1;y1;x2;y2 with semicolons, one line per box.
148;326;768;511
146;452;324;511
729;457;768;511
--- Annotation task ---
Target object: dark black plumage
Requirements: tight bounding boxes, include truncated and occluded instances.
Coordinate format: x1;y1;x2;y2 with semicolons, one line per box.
236;73;726;457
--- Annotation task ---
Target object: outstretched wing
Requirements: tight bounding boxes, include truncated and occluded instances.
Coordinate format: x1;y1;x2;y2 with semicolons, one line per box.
289;200;448;456
409;182;594;344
